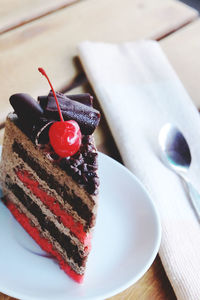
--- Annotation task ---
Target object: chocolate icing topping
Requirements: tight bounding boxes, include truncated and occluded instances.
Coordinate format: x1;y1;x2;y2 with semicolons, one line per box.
38;93;93;108
67;93;93;107
39;91;100;135
10;91;100;135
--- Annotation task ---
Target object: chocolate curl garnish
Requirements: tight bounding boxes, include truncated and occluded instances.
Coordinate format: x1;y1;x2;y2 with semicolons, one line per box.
9;93;44;135
39;91;100;135
39;92;93;108
10;93;43;122
67;93;93;107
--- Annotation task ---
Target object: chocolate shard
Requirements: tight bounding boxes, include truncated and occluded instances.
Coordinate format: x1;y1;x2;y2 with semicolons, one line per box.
41;91;100;135
38;93;93;109
10;93;44;121
67;93;93;107
37;96;48;110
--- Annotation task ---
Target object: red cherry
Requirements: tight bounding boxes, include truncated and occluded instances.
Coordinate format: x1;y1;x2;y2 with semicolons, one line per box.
38;67;82;157
49;120;81;158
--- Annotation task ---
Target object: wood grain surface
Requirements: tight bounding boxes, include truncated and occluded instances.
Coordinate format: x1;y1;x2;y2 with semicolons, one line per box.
0;0;78;34
0;0;199;299
0;0;197;125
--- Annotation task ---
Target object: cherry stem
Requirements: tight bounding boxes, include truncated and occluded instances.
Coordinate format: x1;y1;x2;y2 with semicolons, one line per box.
38;67;64;122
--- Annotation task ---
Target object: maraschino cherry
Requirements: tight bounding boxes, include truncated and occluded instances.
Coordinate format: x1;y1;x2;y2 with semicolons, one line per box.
38;68;81;157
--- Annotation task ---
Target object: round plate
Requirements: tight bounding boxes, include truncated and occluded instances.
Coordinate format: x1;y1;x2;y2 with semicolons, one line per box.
0;152;161;300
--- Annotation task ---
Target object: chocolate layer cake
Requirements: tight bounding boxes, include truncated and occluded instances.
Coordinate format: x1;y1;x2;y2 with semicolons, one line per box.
0;85;101;283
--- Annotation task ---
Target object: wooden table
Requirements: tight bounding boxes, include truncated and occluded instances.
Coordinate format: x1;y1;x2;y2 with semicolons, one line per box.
0;0;200;299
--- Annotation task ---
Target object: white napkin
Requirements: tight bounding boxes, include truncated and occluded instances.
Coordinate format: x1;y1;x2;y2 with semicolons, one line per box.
78;40;200;300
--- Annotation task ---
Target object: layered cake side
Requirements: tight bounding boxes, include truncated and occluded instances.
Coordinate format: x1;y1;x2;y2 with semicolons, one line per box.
0;77;101;283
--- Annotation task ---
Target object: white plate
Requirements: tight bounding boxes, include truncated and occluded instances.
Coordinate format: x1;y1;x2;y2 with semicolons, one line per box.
0;151;161;300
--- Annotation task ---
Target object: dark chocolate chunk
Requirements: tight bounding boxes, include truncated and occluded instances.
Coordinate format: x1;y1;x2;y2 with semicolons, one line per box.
67;93;93;107
37;96;48;110
82;135;90;144
38;93;93;109
10;93;43;122
41;91;100;135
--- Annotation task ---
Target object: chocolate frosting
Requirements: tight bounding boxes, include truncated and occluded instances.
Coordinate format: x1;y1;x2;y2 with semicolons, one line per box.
10;92;100;135
39;91;100;135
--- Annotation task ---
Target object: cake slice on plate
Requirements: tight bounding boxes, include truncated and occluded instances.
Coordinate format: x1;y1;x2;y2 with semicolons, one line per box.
0;69;101;283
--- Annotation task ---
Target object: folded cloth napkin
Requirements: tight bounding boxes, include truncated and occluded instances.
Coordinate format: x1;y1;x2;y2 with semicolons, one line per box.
78;40;200;300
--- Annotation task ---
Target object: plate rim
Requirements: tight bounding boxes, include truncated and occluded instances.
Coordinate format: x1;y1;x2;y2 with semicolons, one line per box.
0;150;161;300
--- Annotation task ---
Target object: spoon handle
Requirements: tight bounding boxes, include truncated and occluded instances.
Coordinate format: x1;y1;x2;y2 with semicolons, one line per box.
185;181;200;221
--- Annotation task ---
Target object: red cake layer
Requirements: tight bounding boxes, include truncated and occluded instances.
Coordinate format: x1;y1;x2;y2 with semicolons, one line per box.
16;169;90;245
6;200;84;283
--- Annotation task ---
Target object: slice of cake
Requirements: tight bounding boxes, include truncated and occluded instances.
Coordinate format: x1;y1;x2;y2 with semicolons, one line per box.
0;70;101;283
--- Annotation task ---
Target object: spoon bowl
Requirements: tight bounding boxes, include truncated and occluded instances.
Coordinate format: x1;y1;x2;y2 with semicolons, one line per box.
159;123;191;173
158;123;200;221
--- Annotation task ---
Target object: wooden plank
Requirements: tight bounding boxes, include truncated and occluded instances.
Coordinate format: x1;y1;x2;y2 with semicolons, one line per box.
0;295;16;300
0;0;78;34
160;19;200;108
0;0;197;125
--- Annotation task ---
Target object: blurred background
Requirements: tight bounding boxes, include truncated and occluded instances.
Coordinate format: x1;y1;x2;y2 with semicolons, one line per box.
0;0;200;299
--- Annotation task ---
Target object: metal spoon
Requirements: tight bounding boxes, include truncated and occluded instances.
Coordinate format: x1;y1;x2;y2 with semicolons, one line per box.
159;123;200;221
